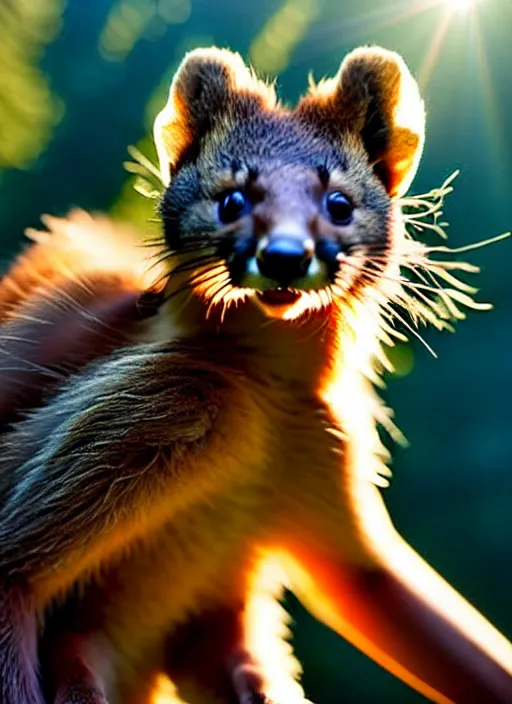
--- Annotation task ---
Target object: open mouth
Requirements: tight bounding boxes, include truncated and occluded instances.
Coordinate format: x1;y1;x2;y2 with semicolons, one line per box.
257;289;301;305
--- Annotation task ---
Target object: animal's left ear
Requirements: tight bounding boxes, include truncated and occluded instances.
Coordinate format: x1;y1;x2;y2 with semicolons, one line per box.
154;47;275;185
297;47;425;198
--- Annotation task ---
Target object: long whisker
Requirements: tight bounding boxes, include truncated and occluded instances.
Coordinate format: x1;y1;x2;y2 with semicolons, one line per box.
206;282;233;321
162;261;222;304
380;303;438;358
333;247;477;351
169;255;219;277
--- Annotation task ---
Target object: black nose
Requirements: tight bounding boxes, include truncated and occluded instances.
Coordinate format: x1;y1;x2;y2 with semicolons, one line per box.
257;237;312;284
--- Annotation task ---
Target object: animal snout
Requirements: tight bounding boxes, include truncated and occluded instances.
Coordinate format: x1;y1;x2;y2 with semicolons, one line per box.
257;237;313;284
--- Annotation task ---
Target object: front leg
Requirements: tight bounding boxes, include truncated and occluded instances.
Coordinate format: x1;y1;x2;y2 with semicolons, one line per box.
0;585;42;704
165;606;267;704
165;582;306;704
40;628;110;704
278;470;512;702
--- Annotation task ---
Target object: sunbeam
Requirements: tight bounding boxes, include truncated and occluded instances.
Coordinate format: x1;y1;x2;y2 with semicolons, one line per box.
446;0;474;13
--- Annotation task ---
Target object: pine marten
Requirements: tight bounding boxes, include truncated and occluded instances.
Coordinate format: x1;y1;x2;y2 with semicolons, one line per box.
0;46;511;704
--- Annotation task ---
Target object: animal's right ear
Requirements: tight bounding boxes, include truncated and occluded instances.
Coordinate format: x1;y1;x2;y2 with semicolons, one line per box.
154;48;276;185
297;47;425;198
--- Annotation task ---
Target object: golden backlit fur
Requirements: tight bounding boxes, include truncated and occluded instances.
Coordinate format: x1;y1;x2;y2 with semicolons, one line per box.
0;46;511;704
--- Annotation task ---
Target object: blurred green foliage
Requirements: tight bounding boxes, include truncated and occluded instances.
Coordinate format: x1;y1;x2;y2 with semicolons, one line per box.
0;0;64;169
0;0;511;702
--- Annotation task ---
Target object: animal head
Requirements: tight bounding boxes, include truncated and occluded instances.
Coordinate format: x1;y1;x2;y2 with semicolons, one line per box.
154;46;426;322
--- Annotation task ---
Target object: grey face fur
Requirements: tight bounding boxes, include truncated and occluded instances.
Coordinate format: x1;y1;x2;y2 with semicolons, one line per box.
160;111;392;298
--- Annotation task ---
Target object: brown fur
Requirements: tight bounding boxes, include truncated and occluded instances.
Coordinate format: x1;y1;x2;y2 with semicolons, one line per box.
297;47;425;197
0;46;511;704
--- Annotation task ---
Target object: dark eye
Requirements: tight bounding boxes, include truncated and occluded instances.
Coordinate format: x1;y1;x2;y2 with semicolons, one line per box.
218;190;250;223
325;191;354;226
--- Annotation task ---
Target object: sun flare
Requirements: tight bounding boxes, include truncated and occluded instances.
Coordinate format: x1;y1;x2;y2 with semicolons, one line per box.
447;0;474;14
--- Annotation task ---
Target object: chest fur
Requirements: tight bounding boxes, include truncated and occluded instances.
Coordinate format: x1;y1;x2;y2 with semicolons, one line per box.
88;375;368;667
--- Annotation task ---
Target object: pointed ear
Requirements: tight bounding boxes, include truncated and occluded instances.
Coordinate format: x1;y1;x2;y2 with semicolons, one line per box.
297;47;425;198
154;47;276;185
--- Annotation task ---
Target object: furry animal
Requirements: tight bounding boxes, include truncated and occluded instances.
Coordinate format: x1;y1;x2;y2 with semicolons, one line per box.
0;46;511;704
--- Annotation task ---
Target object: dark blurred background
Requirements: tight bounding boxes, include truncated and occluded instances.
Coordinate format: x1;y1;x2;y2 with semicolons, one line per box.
0;0;511;701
